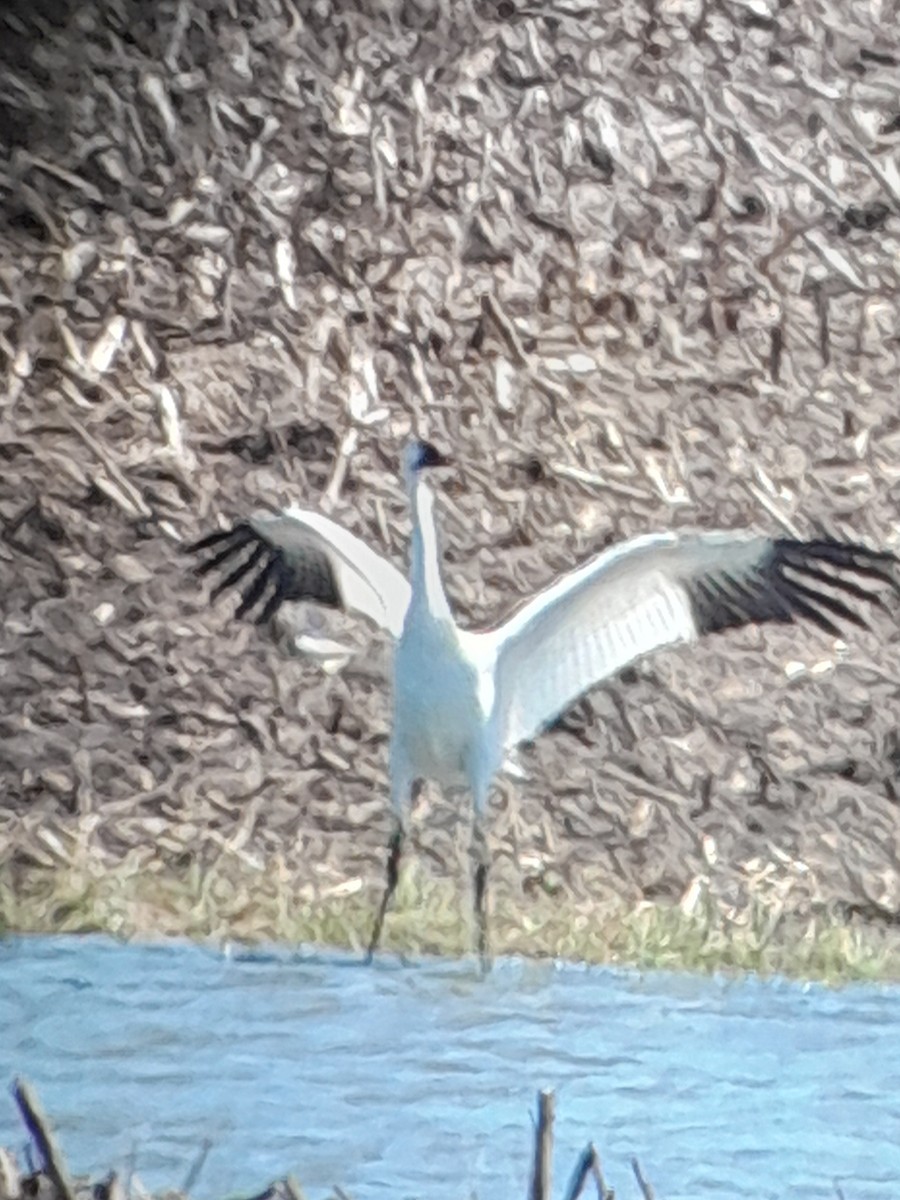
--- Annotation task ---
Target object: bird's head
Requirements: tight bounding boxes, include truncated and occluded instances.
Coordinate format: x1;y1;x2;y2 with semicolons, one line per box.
401;440;451;490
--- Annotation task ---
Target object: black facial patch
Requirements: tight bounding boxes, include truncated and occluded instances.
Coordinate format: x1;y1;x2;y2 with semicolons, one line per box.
413;441;449;471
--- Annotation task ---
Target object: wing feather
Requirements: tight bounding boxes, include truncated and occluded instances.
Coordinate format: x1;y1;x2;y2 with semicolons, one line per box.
190;507;410;638
490;531;897;750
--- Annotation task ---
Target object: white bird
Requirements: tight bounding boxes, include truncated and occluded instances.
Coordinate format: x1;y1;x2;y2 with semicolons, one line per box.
192;440;899;963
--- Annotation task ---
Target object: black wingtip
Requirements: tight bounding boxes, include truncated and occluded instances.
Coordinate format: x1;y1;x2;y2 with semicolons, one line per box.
692;536;898;640
774;536;899;574
188;524;256;573
190;518;342;625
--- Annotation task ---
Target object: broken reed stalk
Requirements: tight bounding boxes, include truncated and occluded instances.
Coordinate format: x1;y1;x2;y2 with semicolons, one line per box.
180;1137;212;1194
530;1088;555;1200
4;1078;652;1200
631;1155;655;1200
562;1142;612;1200
11;1078;78;1200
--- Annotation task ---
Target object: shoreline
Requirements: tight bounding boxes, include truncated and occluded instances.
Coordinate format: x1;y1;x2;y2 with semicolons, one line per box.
4;853;900;984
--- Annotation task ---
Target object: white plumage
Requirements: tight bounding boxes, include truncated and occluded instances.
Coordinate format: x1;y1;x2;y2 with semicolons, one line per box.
192;441;898;963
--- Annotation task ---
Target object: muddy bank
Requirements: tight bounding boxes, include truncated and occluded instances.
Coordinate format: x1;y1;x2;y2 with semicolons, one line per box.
1;0;900;942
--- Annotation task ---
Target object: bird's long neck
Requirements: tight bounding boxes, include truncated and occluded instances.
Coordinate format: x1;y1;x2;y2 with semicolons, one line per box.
409;478;452;622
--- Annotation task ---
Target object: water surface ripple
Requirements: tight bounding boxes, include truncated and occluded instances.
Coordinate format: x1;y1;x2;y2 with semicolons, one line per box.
2;936;899;1199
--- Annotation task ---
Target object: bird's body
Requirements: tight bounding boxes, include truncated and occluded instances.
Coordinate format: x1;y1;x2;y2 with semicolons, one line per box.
393;612;487;789
192;442;899;964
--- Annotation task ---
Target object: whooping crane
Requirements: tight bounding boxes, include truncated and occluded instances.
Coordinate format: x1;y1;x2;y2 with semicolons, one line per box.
192;440;899;964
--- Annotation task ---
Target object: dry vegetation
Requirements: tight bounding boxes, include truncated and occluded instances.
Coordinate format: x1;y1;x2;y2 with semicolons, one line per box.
0;1082;628;1200
2;0;900;971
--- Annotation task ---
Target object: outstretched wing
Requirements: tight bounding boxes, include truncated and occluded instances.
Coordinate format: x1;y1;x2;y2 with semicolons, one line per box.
489;531;898;750
190;506;411;638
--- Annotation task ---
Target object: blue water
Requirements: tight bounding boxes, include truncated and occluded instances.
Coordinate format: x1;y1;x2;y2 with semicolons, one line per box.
2;937;900;1199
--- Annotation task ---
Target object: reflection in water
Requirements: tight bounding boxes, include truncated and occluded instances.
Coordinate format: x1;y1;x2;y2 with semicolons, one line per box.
2;937;900;1199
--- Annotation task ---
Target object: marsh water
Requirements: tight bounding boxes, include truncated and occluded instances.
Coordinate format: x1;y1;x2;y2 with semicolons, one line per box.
2;936;900;1199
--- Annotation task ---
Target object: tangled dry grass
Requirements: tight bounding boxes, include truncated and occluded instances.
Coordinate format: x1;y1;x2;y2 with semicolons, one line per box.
2;0;900;964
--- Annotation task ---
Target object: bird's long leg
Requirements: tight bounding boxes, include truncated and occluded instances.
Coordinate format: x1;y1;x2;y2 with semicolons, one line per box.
365;816;405;964
365;771;419;964
471;814;492;974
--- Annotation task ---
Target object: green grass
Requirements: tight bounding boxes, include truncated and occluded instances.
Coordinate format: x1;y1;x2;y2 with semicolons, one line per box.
2;851;900;984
